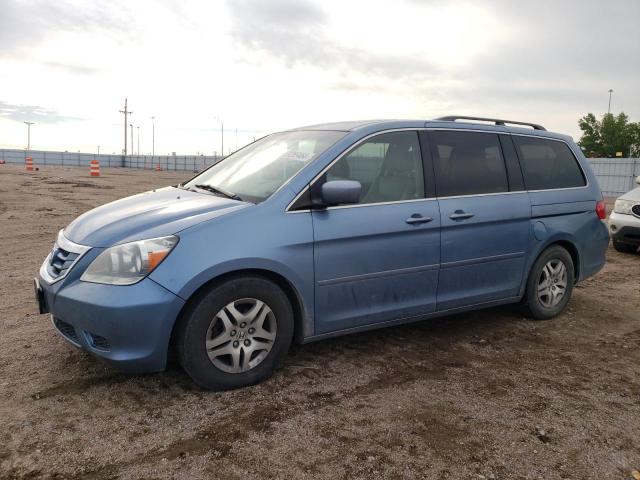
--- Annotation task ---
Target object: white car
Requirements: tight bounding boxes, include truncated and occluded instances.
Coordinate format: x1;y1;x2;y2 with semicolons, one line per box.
608;176;640;253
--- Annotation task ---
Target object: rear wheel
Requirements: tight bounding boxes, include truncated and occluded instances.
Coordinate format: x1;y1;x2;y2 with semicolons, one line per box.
522;246;574;320
612;239;637;254
177;276;294;390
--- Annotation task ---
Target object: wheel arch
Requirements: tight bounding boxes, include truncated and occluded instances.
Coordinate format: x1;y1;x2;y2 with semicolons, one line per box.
168;268;308;363
527;237;581;286
551;239;580;281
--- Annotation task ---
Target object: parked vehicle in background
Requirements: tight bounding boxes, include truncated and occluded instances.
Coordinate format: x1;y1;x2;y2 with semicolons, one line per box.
35;116;610;390
608;176;640;253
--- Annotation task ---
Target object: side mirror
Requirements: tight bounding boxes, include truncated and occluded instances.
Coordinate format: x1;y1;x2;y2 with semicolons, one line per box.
321;180;361;206
636;176;640;185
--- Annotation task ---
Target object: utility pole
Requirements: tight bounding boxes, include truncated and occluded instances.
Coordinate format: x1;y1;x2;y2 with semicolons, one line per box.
24;121;34;150
215;116;224;158
130;124;134;155
136;126;140;155
607;89;614;115
151;116;155;158
119;98;133;156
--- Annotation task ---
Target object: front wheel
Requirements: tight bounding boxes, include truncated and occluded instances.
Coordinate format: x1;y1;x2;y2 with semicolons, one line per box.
177;276;294;390
522;246;574;320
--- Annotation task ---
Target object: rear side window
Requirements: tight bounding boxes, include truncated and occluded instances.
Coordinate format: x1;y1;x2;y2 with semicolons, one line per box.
513;136;586;190
429;131;508;197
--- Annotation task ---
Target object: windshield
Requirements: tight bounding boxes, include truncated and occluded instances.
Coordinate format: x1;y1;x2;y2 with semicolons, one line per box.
185;130;345;203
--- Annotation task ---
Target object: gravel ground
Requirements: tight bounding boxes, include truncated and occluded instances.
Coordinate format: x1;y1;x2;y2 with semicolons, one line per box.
0;164;639;480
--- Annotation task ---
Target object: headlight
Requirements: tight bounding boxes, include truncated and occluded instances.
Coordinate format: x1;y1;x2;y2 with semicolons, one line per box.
614;199;635;215
80;236;178;285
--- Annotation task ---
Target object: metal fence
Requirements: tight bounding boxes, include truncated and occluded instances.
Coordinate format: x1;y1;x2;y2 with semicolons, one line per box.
587;158;640;197
0;149;222;172
1;148;638;197
123;155;223;171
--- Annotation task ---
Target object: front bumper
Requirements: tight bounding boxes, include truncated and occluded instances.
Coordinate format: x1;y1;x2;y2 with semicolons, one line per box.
609;211;640;245
39;274;185;373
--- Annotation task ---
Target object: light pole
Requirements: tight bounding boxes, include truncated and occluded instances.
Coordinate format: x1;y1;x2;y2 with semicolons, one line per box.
607;89;614;114
214;116;224;158
130;124;134;155
136;126;140;155
24;121;34;150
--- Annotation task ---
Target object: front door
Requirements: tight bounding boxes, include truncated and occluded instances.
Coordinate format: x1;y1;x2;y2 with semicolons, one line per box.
426;130;531;310
311;131;441;334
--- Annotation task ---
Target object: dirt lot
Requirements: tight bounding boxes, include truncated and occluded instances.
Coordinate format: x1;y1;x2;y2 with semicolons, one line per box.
0;164;638;480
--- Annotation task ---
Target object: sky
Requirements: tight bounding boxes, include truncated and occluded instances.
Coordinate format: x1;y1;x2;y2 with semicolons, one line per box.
0;0;638;155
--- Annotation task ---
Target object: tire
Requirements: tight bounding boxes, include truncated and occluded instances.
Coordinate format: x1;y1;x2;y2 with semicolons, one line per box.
177;276;294;390
522;246;575;320
612;240;637;254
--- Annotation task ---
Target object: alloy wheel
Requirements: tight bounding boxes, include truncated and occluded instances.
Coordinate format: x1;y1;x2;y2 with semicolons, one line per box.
537;259;568;308
205;298;277;373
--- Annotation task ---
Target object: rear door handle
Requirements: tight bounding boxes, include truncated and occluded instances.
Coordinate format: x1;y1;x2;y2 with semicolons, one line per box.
449;211;475;220
405;214;433;225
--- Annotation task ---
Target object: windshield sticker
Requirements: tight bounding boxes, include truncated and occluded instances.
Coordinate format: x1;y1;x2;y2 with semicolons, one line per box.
280;151;314;162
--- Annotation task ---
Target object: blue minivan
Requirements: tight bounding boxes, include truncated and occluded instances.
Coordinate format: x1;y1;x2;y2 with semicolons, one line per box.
35;116;609;389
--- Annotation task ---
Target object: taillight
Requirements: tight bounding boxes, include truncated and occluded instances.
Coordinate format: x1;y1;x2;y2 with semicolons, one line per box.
596;200;606;219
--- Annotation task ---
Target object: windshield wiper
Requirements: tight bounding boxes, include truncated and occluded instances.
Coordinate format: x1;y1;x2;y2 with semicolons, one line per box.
194;184;242;201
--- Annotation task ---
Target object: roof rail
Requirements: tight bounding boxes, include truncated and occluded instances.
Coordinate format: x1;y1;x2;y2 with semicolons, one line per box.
435;115;546;131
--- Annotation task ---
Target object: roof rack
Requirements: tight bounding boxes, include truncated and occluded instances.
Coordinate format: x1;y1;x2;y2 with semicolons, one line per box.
435;115;546;131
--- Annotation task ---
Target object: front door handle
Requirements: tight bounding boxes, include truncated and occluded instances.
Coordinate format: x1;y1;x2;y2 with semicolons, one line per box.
405;214;433;225
449;210;475;220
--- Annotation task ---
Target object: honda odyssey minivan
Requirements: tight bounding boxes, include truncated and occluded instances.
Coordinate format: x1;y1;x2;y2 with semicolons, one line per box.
35;116;609;390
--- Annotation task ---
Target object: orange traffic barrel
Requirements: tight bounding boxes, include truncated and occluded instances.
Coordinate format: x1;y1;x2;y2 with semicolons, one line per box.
156;163;162;171
90;159;100;177
25;156;34;171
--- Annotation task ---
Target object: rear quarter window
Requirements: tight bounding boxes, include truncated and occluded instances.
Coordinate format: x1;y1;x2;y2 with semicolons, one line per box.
513;136;586;190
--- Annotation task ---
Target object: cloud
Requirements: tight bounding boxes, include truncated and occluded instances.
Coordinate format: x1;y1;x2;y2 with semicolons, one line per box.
0;0;638;152
226;0;438;80
227;0;329;67
0;0;138;60
0;101;82;124
435;0;640;126
43;61;102;75
226;0;640;126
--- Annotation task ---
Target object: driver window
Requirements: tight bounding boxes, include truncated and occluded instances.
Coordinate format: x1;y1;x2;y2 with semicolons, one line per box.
319;131;425;205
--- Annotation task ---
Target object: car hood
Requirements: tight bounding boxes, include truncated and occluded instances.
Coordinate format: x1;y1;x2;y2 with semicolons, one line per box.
619;186;640;202
64;186;250;247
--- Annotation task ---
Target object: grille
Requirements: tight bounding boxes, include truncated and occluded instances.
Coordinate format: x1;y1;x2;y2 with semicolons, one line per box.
53;318;80;344
88;333;111;350
622;230;640;240
632;204;640;217
46;247;80;280
40;231;90;284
